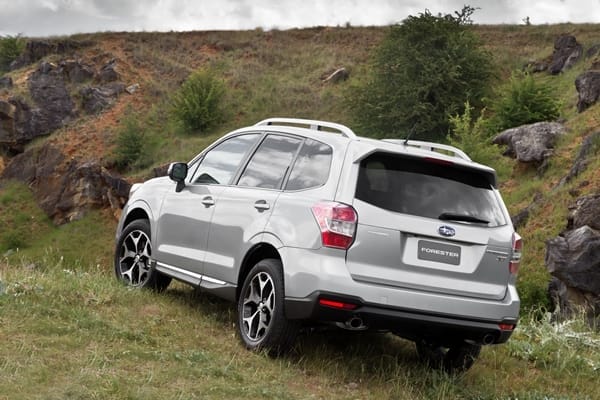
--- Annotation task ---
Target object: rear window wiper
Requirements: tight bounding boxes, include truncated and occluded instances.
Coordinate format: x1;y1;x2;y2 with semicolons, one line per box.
438;212;489;225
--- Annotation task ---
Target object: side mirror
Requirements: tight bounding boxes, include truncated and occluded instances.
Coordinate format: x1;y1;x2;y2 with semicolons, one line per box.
168;162;188;192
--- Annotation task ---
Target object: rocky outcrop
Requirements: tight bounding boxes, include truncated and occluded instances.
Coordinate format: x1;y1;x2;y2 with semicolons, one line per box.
29;60;76;128
575;70;600;112
1;144;130;224
60;59;95;83
96;59;120;83
586;43;600;58
557;132;600;187
546;194;600;322
80;82;126;114
492;122;566;165
549;35;583;74
9;39;92;70
0;76;12;89
0;97;40;154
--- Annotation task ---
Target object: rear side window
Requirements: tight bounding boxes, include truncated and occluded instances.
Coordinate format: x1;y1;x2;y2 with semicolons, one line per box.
285;139;333;190
238;135;302;189
355;153;506;227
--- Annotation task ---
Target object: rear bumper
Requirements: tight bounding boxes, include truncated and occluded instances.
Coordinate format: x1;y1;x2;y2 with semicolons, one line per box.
285;291;517;346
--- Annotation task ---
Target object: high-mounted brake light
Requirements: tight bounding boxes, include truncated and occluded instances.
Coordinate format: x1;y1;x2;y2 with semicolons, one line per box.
509;232;522;275
423;157;454;166
311;202;357;250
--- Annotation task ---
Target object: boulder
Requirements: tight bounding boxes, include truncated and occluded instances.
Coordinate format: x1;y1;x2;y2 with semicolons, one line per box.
546;225;600;316
575;70;600;112
567;194;600;231
0;76;12;89
96;59;120;83
586;43;600;58
80;82;126;114
1;144;130;224
492;122;566;164
60;59;95;83
548;35;583;74
557;132;600;187
0;98;39;154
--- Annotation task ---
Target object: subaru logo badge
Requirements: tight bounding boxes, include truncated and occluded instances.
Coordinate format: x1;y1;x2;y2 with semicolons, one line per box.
438;225;455;237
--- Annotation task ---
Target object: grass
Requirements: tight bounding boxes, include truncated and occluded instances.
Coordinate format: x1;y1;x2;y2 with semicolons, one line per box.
1;253;599;400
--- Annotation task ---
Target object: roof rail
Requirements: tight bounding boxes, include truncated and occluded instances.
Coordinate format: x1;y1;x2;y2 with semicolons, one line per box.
255;118;357;139
382;139;472;161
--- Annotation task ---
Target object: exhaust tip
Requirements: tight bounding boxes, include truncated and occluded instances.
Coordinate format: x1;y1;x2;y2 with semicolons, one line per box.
482;333;495;345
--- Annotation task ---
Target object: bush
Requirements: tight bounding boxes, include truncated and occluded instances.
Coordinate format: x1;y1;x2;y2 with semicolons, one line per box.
348;6;494;141
448;102;511;180
113;113;144;171
487;71;561;134
171;69;225;134
0;34;25;72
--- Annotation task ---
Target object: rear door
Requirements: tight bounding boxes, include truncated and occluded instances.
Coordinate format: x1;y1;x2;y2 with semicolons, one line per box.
203;134;303;284
347;152;513;300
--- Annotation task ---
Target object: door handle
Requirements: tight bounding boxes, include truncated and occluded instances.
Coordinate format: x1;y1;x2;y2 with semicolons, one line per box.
254;200;270;211
201;196;215;207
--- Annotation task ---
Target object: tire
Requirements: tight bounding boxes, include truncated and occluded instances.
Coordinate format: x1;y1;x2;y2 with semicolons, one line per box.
237;258;299;356
114;219;171;291
415;340;481;373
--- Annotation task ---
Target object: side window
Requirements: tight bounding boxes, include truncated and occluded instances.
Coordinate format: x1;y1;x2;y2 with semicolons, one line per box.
285;139;333;190
192;134;260;185
238;135;302;189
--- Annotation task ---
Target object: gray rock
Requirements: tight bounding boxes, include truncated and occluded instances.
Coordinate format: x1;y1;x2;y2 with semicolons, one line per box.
0;76;12;88
10;39;92;70
575;70;600;112
96;59;120;83
557;132;600;187
586;43;600;58
549;35;583;74
546;225;600;298
80;82;126;114
567;194;600;231
60;59;95;83
1;143;130;225
322;67;349;83
125;83;140;94
0;97;40;154
492;121;566;164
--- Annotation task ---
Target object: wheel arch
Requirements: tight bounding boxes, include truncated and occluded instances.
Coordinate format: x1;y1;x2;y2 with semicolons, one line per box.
237;242;282;301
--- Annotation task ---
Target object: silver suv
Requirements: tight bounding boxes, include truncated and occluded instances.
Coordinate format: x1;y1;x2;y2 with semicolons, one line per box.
114;118;521;372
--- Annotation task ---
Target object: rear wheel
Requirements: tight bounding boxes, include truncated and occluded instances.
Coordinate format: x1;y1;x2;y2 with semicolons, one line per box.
237;259;298;356
114;219;171;291
415;340;481;373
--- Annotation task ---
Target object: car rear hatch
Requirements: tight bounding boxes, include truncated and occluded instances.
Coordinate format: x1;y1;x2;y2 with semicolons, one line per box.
347;151;514;301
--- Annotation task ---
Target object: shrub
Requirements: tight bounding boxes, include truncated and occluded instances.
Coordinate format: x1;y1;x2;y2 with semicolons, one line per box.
171;69;225;134
0;34;25;72
348;6;494;141
487;71;561;134
113;113;144;171
448;101;511;180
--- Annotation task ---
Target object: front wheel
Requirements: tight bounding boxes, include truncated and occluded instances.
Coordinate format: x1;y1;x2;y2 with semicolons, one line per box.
237;259;298;356
415;340;481;373
114;219;171;291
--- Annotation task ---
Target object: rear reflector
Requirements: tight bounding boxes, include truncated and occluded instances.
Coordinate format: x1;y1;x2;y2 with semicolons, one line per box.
499;323;515;331
311;202;357;250
319;298;358;310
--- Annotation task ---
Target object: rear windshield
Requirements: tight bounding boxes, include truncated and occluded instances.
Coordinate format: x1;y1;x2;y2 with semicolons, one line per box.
355;153;506;227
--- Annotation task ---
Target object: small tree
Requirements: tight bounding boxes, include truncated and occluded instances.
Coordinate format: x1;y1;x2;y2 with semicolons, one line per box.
0;34;25;72
113;113;144;171
171;69;225;134
487;71;561;133
348;6;494;141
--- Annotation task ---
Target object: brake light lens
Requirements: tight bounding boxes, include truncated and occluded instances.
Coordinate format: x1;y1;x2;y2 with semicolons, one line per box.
499;323;515;331
509;232;522;275
311;202;357;250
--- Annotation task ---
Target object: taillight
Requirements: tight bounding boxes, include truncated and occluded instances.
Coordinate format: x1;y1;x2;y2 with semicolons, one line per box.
509;232;522;275
311;201;357;250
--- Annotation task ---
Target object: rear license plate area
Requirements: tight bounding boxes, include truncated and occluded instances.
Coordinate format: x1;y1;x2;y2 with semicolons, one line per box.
418;240;461;265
